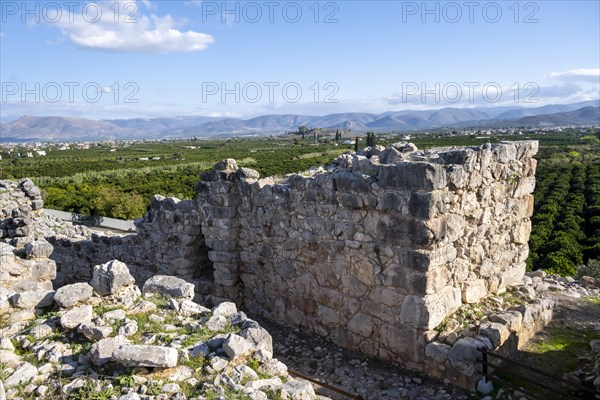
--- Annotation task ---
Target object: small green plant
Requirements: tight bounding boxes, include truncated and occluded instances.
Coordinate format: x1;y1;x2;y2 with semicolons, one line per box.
262;389;284;400
92;303;120;315
145;381;162;395
0;362;9;381
434;319;448;333
180;354;206;371
245;358;271;380
204;387;253;400
70;340;92;358
40;309;61;319
116;371;136;388
145;294;170;308
69;379;117;400
506;173;521;185
180;380;204;398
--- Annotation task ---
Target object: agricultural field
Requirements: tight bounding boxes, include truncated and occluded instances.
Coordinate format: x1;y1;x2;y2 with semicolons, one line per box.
1;129;599;276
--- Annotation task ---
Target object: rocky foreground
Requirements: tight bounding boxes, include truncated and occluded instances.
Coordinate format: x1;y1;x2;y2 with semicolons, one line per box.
0;260;324;400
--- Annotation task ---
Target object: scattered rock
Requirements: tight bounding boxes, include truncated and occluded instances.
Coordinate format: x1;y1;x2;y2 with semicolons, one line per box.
54;282;93;308
60;304;93;330
142;275;195;300
90;260;135;296
4;362;38;388
223;334;254;360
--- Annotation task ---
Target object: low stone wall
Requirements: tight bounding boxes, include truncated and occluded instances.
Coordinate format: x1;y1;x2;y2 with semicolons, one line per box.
49;195;213;296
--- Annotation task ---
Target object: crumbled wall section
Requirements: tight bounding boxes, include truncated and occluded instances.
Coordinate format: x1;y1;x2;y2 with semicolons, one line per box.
50;196;212;294
0;180;57;322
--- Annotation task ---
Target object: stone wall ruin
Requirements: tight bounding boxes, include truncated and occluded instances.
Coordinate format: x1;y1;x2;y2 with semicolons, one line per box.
46;140;544;386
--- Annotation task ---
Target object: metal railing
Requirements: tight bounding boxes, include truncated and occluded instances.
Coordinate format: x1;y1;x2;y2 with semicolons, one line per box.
479;347;599;400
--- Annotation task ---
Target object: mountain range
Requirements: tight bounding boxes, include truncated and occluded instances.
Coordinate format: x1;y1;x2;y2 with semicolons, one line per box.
1;100;598;142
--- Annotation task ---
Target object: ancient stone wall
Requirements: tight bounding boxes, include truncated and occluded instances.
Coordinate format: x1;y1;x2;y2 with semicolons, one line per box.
45;140;542;386
192;141;538;374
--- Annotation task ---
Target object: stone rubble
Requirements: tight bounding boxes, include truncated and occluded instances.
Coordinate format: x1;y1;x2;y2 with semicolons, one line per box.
0;179;89;244
0;260;324;400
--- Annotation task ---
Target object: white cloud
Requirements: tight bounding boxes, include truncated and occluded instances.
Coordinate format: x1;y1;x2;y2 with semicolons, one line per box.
546;68;600;83
55;0;214;53
140;0;156;11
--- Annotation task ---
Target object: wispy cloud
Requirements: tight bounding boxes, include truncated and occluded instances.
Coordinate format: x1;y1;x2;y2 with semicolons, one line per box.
55;0;214;53
546;68;600;83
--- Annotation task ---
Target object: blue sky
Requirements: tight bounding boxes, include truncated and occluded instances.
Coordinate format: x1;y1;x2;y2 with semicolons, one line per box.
0;0;599;121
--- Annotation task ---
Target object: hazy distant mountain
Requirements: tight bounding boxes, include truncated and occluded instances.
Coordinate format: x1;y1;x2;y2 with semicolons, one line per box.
1;101;598;142
493;100;600;120
106;116;223;133
503;106;600;127
0;116;138;141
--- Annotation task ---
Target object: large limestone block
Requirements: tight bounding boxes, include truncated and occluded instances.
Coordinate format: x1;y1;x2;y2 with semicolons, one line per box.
142;275;194;300
223;334;253;360
4;362;38;388
60;305;93;330
448;336;492;377
31;258;57;281
113;344;178;368
241;320;273;354
10;290;54;309
24;239;53;259
54;283;93;308
381;324;425;363
347;313;374;338
400;287;461;331
378;162;446;190
489;311;523;333
461;280;487;304
90;260;135;296
425;341;451;363
279;380;316;400
90;335;130;366
479;321;511;348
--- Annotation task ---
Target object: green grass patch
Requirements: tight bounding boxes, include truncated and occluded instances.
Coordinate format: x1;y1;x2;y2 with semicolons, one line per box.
69;379;117;400
203;387;253;400
584;296;600;305
523;325;600;375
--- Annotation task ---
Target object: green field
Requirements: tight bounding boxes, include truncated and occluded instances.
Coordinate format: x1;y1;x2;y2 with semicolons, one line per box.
1;129;599;276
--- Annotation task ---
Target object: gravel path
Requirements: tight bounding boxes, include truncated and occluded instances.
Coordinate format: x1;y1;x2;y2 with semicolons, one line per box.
257;318;472;400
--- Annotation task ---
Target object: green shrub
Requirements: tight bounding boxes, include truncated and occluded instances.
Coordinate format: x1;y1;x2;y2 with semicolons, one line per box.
576;259;600;279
